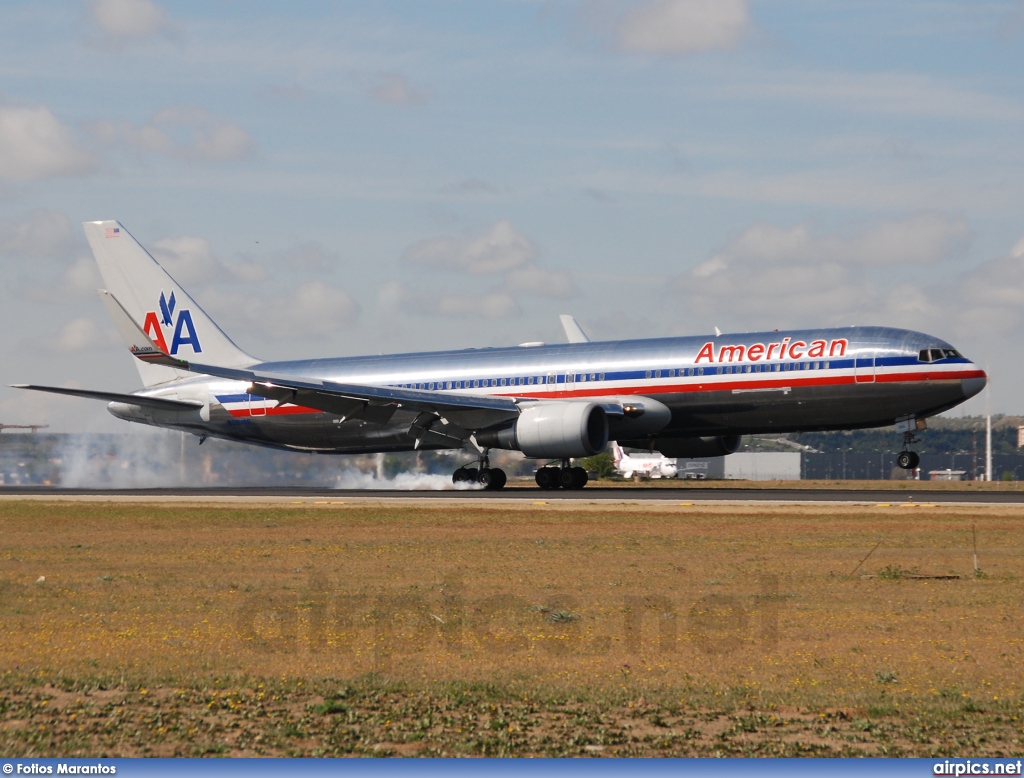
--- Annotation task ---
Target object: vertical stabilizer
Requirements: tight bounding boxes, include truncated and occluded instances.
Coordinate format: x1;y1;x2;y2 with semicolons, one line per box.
559;315;591;344
610;440;624;466
83;220;256;387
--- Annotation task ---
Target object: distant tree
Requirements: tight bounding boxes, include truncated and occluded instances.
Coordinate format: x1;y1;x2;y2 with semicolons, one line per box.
580;451;615;478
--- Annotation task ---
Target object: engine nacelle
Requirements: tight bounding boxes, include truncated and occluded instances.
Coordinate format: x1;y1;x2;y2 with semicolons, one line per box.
620;434;742;459
477;402;609;459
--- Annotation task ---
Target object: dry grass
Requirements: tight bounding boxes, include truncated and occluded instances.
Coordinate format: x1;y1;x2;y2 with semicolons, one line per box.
1;499;1023;756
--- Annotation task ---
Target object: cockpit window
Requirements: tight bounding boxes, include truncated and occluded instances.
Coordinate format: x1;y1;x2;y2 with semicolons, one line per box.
919;347;962;363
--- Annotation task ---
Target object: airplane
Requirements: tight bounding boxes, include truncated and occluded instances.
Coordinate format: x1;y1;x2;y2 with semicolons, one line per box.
610;441;678;480
14;220;987;490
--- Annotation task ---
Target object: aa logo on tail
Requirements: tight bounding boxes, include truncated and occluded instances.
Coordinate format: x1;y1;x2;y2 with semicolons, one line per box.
142;291;202;355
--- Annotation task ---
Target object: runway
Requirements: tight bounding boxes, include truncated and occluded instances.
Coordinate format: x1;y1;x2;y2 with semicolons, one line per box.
2;485;1023;503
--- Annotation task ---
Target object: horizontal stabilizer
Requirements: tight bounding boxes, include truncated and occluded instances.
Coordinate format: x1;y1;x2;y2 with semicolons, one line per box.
98;289;190;368
11;384;203;411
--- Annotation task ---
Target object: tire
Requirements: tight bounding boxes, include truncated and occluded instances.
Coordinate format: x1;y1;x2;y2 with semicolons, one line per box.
452;468;470;484
558;467;576;489
535;467;558;489
478;468;494;488
897;451;916;470
569;466;588;490
489;468;507;490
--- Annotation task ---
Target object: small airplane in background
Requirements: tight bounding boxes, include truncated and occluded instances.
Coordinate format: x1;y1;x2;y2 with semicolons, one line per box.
15;221;986;490
610;441;678;480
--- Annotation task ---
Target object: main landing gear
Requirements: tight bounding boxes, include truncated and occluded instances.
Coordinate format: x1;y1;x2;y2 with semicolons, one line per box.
897;430;920;471
452;450;507;490
535;460;588;490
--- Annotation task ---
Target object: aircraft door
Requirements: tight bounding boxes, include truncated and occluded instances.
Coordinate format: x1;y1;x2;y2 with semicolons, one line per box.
565;371;575;393
854;352;876;384
248;393;267;416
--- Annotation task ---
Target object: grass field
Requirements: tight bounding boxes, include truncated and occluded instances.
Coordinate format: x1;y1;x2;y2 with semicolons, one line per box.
1;497;1023;757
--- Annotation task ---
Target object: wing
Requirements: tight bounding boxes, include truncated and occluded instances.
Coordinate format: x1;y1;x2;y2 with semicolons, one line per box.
99;289;521;439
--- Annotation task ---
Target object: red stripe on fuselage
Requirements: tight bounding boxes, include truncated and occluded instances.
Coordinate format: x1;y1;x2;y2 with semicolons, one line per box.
224;404;320;418
496;367;985;400
217;367;985;417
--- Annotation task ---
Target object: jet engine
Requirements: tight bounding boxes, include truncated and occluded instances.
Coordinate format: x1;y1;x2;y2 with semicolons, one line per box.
476;402;608;459
619;434;742;459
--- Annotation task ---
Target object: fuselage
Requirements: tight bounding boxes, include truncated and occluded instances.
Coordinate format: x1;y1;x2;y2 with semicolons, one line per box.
111;325;986;456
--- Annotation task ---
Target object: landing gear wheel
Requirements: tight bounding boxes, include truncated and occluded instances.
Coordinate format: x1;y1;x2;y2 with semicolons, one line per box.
535;467;559;489
558;467;576;489
478;467;506;490
568;466;588;490
452;466;479;484
897;451;920;470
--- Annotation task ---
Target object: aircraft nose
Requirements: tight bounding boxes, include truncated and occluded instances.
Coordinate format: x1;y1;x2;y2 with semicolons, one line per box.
961;370;987;400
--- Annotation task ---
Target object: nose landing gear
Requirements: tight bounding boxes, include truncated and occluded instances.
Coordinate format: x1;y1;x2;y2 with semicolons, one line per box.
897;428;921;471
535;460;588;490
452;450;506;490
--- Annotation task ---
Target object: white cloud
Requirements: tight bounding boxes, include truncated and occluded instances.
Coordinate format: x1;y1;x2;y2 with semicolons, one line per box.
681;214;968;329
90;106;255;162
278;281;359;337
404;220;536;275
204;281;359;341
380;281;520;320
714;70;1024;121
956;236;1024;338
149;235;267;286
692;213;969;275
0;103;98;182
280;243;339;272
61;257;103;293
87;0;173;40
46;317;116;353
395;221;577;317
368;73;432;106
441;179;498;196
618;0;750;55
504;264;577;299
0;210;76;260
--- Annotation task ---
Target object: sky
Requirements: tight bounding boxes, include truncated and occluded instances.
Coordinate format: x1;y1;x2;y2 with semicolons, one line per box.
2;0;1023;433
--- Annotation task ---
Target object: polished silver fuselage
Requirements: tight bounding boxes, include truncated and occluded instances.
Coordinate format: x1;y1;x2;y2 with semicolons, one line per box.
112;325;986;456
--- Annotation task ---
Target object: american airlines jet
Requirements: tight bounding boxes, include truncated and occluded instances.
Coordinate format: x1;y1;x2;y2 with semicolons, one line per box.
16;221;987;490
611;442;679;480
